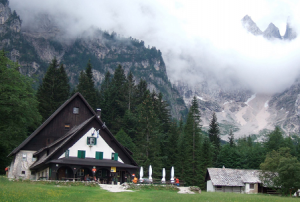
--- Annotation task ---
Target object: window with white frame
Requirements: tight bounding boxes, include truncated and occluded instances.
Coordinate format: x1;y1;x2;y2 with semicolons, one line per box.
22;153;27;161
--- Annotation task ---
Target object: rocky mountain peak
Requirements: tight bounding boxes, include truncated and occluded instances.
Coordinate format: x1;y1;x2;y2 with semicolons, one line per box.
263;23;282;39
241;15;263;36
283;17;297;40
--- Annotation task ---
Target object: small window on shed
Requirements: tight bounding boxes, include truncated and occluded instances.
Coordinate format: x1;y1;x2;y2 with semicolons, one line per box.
22;153;27;161
21;171;25;175
65;124;70;130
250;184;254;189
73;107;79;114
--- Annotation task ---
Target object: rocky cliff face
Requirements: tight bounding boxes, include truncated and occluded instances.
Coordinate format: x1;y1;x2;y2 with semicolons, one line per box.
0;2;187;119
174;16;300;139
283;20;297;40
242;15;263;36
263;23;282;39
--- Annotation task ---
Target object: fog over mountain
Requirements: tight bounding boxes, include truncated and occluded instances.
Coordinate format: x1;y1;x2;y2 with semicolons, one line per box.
9;0;300;94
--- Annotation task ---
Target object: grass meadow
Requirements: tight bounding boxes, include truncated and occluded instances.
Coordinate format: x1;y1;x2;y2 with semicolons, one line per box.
0;176;298;202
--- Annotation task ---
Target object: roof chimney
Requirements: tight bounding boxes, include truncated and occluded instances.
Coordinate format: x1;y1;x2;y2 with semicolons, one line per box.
96;109;101;119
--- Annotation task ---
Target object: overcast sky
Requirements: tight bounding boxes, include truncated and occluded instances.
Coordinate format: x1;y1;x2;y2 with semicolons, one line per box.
9;0;300;93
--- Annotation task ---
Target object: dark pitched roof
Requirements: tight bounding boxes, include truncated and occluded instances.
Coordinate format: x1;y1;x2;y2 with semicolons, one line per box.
30;115;138;169
30;116;95;169
8;93;97;157
206;168;261;187
48;157;138;169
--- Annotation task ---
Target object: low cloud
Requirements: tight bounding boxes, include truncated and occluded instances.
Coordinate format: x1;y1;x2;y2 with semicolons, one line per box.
9;0;300;93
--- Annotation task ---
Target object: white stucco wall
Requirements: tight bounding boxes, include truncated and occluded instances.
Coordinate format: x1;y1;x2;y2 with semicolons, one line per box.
207;180;215;192
8;150;37;180
245;183;258;194
59;127;123;163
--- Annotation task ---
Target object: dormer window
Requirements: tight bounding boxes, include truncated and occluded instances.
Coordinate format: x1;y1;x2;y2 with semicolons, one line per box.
73;107;79;114
87;137;97;145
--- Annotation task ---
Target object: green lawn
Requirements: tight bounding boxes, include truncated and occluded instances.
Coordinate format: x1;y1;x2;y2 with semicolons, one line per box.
0;176;297;202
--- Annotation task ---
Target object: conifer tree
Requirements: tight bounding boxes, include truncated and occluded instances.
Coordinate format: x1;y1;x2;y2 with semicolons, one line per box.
176;118;185;179
125;71;136;112
182;96;202;186
199;137;213;189
134;90;162;178
99;71;112;122
37;58;70;121
228;129;235;147
102;65;127;133
165;121;180;170
208;112;220;163
77;60;97;109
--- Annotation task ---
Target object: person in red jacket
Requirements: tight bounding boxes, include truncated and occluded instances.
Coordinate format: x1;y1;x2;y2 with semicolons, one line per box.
175;177;180;186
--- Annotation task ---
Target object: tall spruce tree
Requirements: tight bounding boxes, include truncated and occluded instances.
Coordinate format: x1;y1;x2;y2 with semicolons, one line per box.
125;71;136;112
177;118;185;179
182;96;202;186
134;90;163;178
99;71;112;122
37;58;70;121
208;112;220;163
76;60;97;109
199;137;213;189
108;65;127;133
228;129;235;147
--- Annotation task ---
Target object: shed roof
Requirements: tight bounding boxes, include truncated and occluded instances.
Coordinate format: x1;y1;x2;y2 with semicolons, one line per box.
206;168;261;187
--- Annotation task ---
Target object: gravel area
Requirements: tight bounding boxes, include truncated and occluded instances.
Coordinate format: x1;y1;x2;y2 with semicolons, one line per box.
99;183;195;194
177;187;195;194
99;184;134;192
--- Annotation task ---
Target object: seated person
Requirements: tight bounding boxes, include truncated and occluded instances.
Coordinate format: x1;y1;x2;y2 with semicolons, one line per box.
86;174;91;181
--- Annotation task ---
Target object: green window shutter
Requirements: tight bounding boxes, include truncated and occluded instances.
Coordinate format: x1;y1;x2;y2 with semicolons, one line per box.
94;137;97;145
78;150;85;159
96;152;103;160
65;150;69;158
114;153;118;161
87;137;90;145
